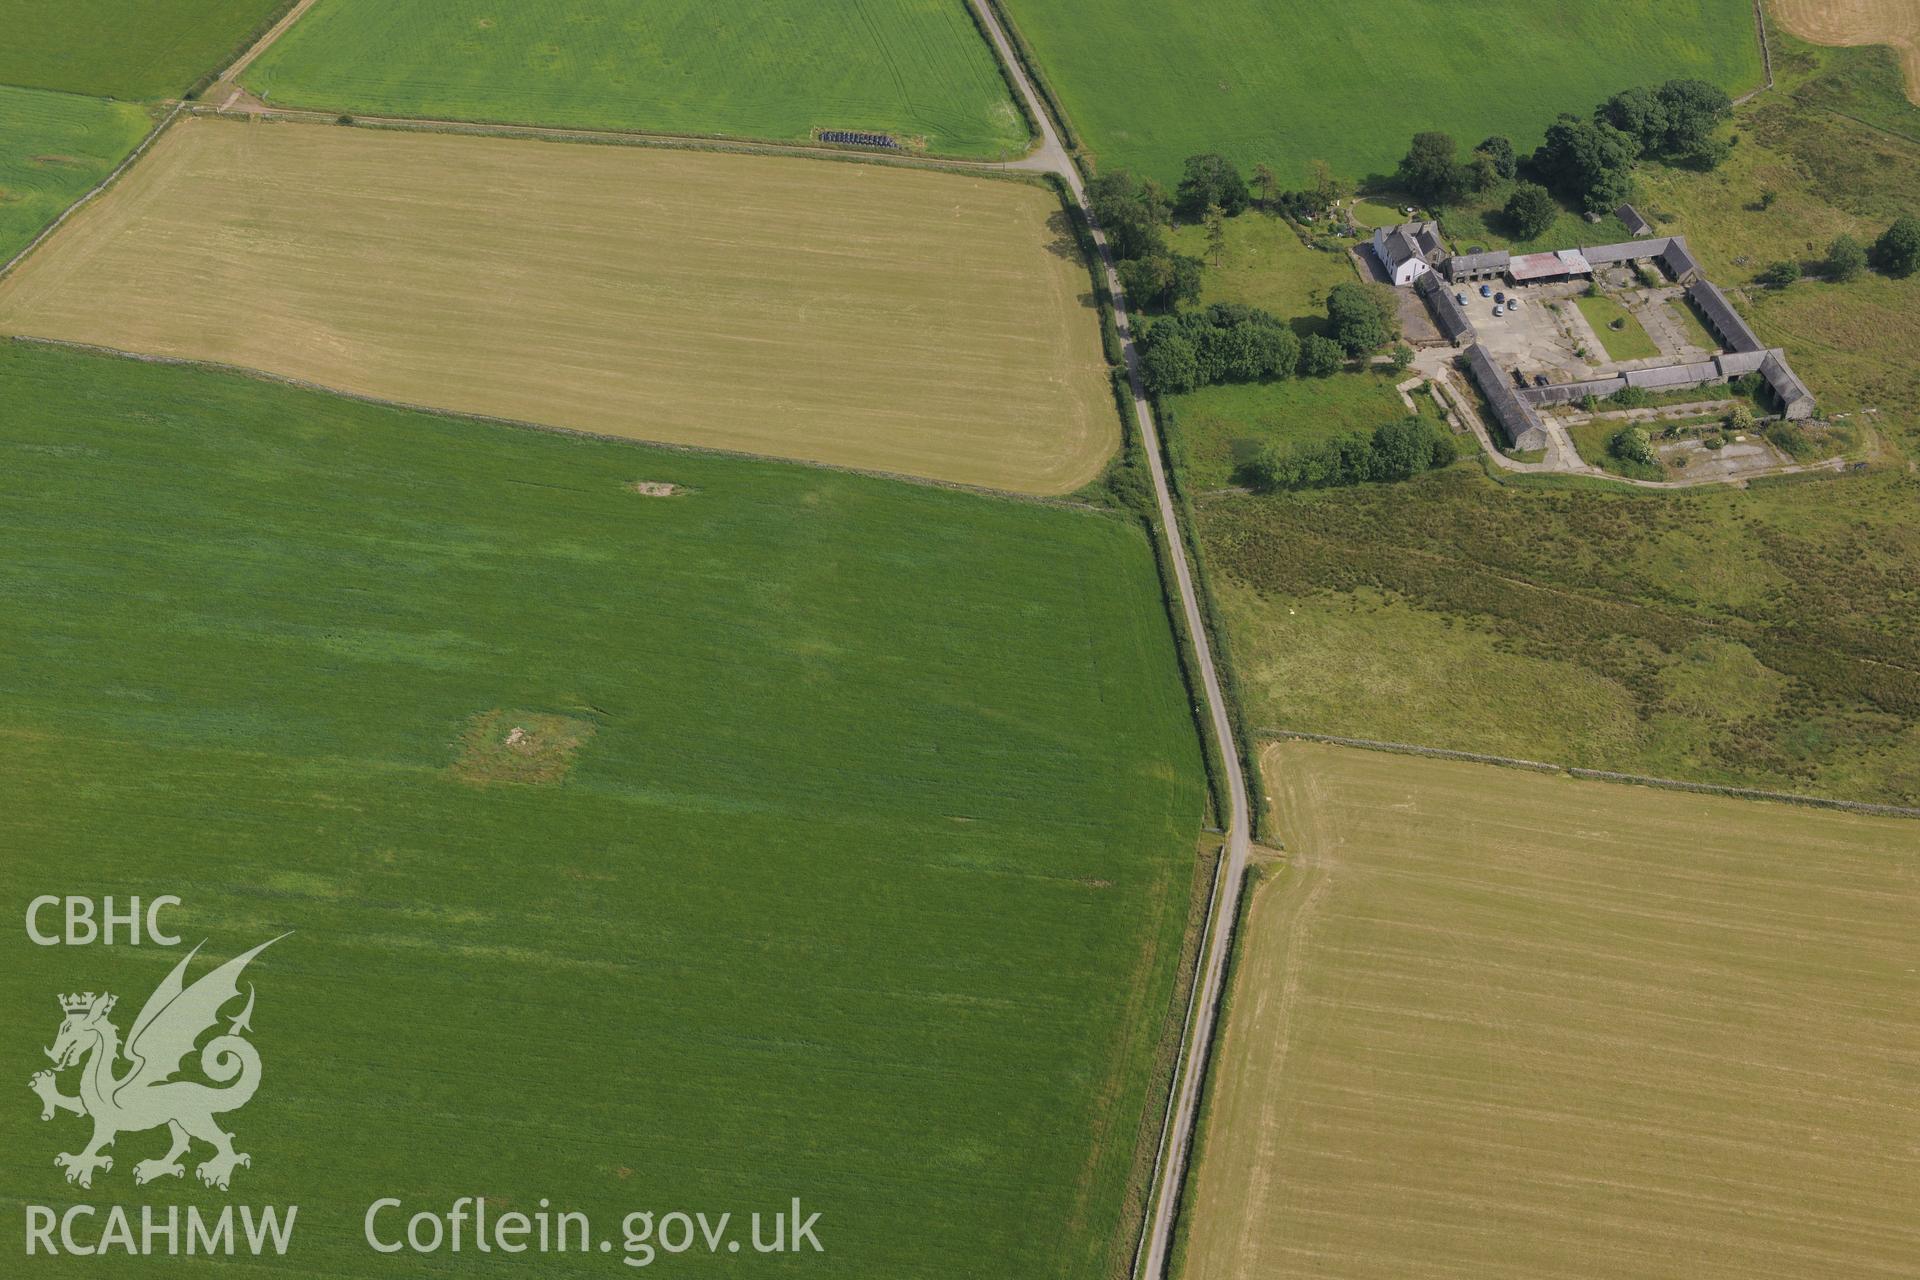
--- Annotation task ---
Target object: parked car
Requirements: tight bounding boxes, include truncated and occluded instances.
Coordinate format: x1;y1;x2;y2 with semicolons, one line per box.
1479;284;1492;297
1534;374;1550;387
1512;369;1529;388
1455;292;1468;305
1494;291;1506;304
1505;296;1520;310
1492;305;1504;316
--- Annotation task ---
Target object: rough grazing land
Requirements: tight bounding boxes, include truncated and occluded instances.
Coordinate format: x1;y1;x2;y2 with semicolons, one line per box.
0;85;150;266
0;0;288;98
997;0;1762;184
1180;741;1919;1280
1200;464;1920;805
1775;0;1920;104
0;340;1204;1279
0;117;1115;494
243;0;1030;157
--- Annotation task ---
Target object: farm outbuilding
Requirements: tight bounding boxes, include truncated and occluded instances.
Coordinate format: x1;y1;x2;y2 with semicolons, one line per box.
1686;279;1764;353
1464;343;1549;451
1446;249;1510;283
1415;271;1475;345
1507;249;1592;284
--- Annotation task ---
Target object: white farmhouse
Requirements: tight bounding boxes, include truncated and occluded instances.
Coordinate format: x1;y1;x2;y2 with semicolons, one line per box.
1371;220;1446;286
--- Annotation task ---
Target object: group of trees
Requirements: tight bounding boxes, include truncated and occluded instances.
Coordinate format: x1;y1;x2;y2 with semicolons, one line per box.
1138;303;1300;395
1247;416;1456;492
1533;79;1732;213
1137;284;1401;395
1395;77;1735;221
1396;132;1519;204
1089;153;1263;311
1758;216;1918;288
1595;79;1736;169
1087;168;1202;311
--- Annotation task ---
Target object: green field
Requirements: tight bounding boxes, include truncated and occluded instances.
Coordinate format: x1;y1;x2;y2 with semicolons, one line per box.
997;0;1762;184
1166;375;1417;489
1167;212;1354;319
0;341;1205;1276
1567;417;1667;480
1576;293;1662;361
0;0;289;98
1180;741;1919;1279
0;85;150;265
243;0;1030;156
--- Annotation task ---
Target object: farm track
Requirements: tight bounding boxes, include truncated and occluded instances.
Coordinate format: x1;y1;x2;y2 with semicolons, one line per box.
189;98;1057;173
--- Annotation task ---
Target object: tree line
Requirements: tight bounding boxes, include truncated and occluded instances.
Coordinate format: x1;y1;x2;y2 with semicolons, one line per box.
1247;415;1457;493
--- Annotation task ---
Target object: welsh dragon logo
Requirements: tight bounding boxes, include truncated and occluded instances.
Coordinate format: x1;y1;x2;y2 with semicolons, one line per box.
29;936;285;1191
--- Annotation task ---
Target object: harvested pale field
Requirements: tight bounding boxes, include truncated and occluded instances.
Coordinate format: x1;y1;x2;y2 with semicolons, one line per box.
0;117;1115;494
1775;0;1920;103
1181;741;1920;1280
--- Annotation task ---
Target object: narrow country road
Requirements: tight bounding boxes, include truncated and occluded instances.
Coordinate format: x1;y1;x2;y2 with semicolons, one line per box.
960;6;1253;1279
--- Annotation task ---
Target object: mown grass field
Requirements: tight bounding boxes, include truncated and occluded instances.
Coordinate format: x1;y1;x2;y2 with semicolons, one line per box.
0;0;288;98
1179;741;1919;1280
1576;293;1661;362
0;117;1115;494
996;0;1762;184
0;85;150;265
0;339;1205;1277
243;0;1029;157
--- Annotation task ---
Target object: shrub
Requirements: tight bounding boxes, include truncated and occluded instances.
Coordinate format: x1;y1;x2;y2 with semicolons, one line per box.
1140;332;1199;395
1609;426;1655;465
1325;282;1398;356
1825;234;1866;282
1869;215;1920;278
1766;422;1818;460
1756;260;1801;287
1503;182;1558;239
1607;386;1652;409
1725;403;1757;434
1298;333;1343;378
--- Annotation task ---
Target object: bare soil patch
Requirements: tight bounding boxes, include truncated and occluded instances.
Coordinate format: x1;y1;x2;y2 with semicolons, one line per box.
451;710;595;786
